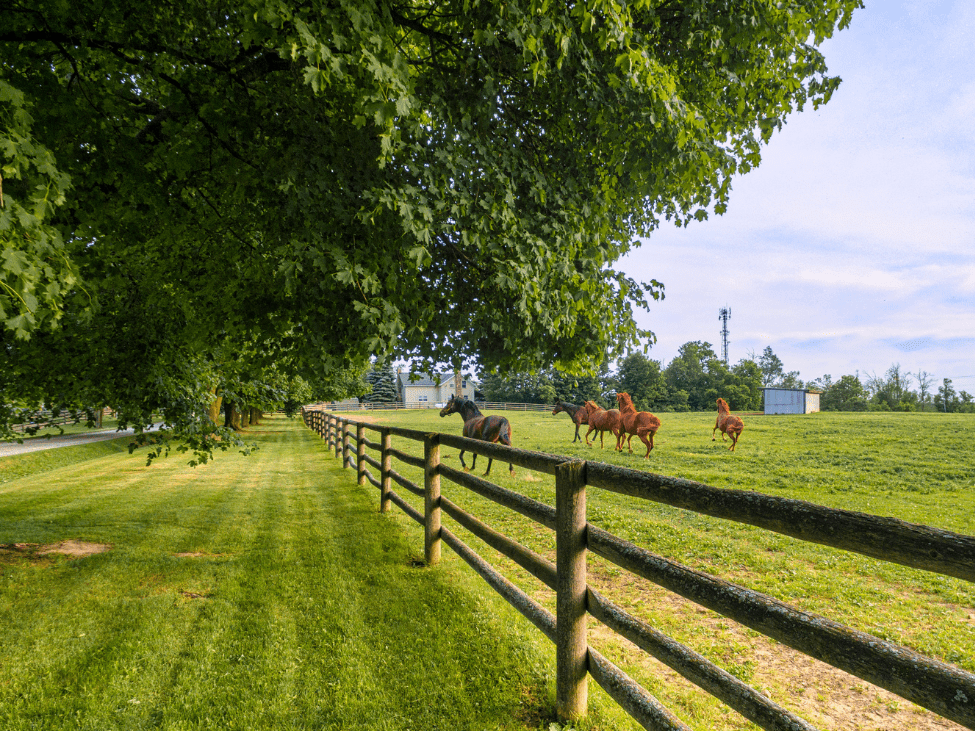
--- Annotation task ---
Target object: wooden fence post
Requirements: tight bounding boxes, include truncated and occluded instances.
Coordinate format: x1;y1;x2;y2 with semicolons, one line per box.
357;423;366;486
380;427;392;513
328;414;336;453
424;433;441;566
556;459;588;721
333;416;341;459
342;420;350;469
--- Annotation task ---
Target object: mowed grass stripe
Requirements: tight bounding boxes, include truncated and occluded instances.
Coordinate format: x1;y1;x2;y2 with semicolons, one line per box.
0;416;562;731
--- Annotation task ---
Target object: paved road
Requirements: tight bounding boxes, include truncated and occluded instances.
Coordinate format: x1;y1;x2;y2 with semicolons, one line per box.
0;426;160;458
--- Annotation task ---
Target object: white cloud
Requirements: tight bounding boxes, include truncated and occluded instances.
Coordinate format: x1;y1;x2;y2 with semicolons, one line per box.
619;1;975;386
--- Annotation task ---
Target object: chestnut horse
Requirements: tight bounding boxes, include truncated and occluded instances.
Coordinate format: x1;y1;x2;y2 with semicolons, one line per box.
439;396;515;476
615;392;661;458
712;398;744;451
582;400;623;450
552;401;588;443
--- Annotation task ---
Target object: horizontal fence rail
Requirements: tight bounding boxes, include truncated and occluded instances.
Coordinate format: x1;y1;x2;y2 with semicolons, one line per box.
301;407;975;730
306;400;555;412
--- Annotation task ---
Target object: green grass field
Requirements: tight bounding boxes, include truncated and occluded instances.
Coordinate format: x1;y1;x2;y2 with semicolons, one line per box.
339;407;975;730
2;410;973;731
0;416;569;731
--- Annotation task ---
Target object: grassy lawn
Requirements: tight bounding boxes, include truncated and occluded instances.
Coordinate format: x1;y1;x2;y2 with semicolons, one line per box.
0;415;585;731
339;408;975;731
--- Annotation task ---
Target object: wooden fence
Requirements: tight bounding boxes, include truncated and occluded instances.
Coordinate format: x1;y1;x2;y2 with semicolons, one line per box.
302;407;975;730
6;407;110;433
309;401;554;412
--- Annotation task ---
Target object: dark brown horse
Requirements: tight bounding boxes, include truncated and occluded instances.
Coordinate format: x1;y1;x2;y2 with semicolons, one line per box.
616;392;661;458
439;396;515;476
552;401;588;442
581;400;623;450
713;397;744;451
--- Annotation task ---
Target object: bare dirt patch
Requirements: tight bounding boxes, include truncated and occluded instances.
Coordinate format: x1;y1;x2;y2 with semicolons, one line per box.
38;540;112;557
1;540;111;560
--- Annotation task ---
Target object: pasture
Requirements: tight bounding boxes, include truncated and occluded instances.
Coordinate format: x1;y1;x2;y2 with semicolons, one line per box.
352;407;975;730
0;417;561;731
0;410;971;730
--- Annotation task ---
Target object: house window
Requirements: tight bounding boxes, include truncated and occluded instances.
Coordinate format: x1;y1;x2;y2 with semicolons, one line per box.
462;380;467;388
418;395;428;402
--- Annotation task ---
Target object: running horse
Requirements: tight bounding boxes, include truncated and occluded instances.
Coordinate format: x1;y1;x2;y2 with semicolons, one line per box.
439;396;515;476
581;400;623;450
615;392;661;458
551;401;589;443
712;398;744;451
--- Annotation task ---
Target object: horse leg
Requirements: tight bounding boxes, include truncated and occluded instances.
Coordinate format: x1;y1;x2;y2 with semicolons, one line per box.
573;423;580;442
729;432;738;451
585;426;595;446
483;456;493;476
642;432;655;458
460;449;469;472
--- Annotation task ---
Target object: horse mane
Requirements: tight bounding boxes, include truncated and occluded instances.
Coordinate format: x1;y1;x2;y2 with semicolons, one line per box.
616;392;634;409
716;398;730;413
447;395;482;419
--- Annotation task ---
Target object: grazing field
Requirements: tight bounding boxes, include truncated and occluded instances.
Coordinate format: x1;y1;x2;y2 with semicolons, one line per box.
1;416;585;731
347;408;975;730
2;410;972;731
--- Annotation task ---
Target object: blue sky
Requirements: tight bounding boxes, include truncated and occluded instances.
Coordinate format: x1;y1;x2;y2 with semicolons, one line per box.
620;0;975;392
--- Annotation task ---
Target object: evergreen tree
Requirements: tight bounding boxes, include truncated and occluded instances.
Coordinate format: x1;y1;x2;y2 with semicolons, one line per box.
363;362;398;403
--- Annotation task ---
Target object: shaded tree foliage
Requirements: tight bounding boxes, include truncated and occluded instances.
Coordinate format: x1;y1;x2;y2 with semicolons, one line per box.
1;0;862;454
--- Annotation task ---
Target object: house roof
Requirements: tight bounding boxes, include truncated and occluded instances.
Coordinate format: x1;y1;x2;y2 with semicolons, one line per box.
397;371;460;388
761;387;823;394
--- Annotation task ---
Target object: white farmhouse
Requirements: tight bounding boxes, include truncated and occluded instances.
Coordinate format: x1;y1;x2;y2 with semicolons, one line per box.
396;371;475;407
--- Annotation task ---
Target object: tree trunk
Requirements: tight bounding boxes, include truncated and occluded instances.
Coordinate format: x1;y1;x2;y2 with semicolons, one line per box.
225;402;242;431
250;407;262;425
207;389;223;426
240;406;250;428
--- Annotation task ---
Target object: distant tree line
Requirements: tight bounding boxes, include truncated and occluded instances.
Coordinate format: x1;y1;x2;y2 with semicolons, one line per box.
809;366;974;413
473;344;975;413
480;341;763;412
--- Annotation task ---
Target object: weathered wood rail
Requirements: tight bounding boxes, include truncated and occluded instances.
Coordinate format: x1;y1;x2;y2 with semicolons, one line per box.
302;407;975;730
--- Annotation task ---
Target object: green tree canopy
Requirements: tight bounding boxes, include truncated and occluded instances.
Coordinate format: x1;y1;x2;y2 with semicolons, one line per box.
1;0;862;448
820;374;868;412
615;352;667;410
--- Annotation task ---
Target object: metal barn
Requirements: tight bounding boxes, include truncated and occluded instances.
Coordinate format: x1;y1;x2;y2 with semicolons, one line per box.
762;388;821;415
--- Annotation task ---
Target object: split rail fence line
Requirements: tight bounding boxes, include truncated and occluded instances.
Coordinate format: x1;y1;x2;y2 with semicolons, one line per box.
310;401;554;412
302;408;975;730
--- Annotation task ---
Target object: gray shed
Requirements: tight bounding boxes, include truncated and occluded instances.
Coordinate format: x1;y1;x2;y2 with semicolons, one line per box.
762;388;821;415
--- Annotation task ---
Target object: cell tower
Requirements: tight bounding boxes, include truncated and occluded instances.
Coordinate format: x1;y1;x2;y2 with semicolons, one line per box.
719;307;731;365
